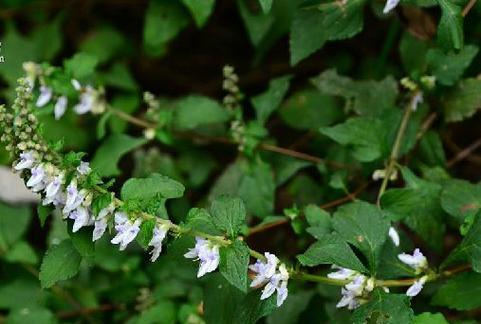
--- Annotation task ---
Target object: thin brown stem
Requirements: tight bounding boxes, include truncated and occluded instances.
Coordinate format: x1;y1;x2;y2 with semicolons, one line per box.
447;137;481;168
462;0;478;16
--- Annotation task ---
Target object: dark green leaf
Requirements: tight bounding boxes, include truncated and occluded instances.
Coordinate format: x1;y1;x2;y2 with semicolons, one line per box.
174;95;229;130
426;45;478;85
436;0;463;50
252;75;291;124
210;196;246;237
121;173;185;201
220;240;250;292
443;78;481;122
39;240;82;288
352;290;414;324
432;272;481;310
64;52;99;79
182;0;216;27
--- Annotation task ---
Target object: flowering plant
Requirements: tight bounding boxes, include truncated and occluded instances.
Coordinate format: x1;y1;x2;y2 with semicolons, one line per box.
1;0;481;323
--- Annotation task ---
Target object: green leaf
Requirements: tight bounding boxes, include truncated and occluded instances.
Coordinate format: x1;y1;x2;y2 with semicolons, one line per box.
0;279;43;309
121;173;185;201
186;208;221;235
39;240;82;288
279;90;343;130
101;63;138;91
220;240;250;292
320;117;386;162
332;201;390;273
442;210;481;272
182;0;216;27
174;95;229;130
304;204;332;239
311;69;398;116
352;290;414;324
137;219;156;248
259;0;273;13
91;134;147;177
297;233;367;272
80;27;126;64
5;241;38;264
237;0;275;47
91;193;112;216
413;312;449;324
31;16;63;61
399;32;429;74
210;196;246;237
135;301;177;324
7;307;57;324
0;202;32;250
432;272;481;310
204;274;277;324
442;78;481;122
440;179;481;223
252;75;291;124
64;52;99;79
143;0;190;57
37;205;53;227
381;167;445;251
436;0;463;50
289;0;365;65
68;225;95;258
426;45;478;85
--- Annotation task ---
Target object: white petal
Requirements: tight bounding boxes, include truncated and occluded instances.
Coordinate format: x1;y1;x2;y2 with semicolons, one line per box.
276;282;288;307
184;248;198;259
389;226;400;246
93;219;108;241
383;0;400;14
77;161;91;175
260;282;277;300
36;86;52;107
71;79;82;90
54;96;68;120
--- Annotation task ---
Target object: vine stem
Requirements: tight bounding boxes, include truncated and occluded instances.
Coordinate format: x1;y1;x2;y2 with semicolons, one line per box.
106;106;350;169
376;93;417;205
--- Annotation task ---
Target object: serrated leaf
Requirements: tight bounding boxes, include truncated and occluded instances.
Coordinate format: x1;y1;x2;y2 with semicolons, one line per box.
426;45;478;85
174;95;229;130
220;240;250;292
443;78;481;122
121;173;185;202
210;196;246;237
91;193;112;216
186;207;221;235
182;0;216;27
39;240;82;288
252;75;291;124
441;179;481;223
91;134;147;177
332;201;390;273
137;219;156;248
436;0;463;50
297;233;367;272
64;52;99;79
432;272;481;310
352;290;414;324
304;204;332;239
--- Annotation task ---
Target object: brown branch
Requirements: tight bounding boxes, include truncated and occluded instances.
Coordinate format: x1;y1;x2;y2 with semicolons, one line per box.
446;137;481;168
462;0;478;17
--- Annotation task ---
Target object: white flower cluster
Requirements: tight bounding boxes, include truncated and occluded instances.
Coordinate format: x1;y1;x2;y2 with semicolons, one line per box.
184;237;221;278
249;252;289;307
398;248;429;297
328;266;375;310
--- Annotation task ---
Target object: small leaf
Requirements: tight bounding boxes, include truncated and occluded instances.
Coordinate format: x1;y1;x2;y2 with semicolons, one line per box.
443;78;481;122
39;240;82;288
413;312;449;324
68;224;95;258
182;0;216;27
174;95;229;130
426;45;478;85
137;219;156;248
37;205;53;227
304;204;332;239
436;0;463;50
210;196;246;237
251;75;291;125
220;240;250;292
121;173;185;201
64;52;99;79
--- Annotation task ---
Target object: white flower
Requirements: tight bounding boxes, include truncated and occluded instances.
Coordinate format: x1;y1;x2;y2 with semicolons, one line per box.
14;151;36;170
45;173;64;199
184;237;220;278
36;86;52;107
77;161;91;175
383;0;400;14
327;266;357;280
54;96;68;120
92;203;115;242
330;266;374;310
249;252;279;287
72;79;82;91
337;289;360;310
74;86;95;115
26;165;46;191
249;253;289;307
111;212;141;250
148;223;170;262
388;226;400;246
406;276;428;297
411;92;423;111
69;206;92;232
398;248;427;273
63;180;83;213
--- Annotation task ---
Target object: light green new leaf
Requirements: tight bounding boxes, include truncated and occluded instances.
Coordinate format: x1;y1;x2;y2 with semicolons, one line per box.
210;196;246;237
251;75;291;124
426;45;478;86
443;78;481;122
332;201;390;273
91;134;147;177
304;204;332;239
436;0;463;50
143;0;190;57
121;173;185;201
174;95;229;130
413;312;449;324
64;52;99;79
182;0;216;27
39;240;82;288
432;272;481;310
220;240;250;292
297;233;367;272
352;290;414;324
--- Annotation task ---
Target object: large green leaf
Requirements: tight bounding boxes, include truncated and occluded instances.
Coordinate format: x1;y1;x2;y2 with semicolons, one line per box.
432;272;481;310
121;173;185;201
210;196;246;237
441;179;481;223
352;290;414;323
173;95;229;130
442;78;481;122
332;201;390;273
426;45;478;86
39;240;82;288
219;240;250;292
